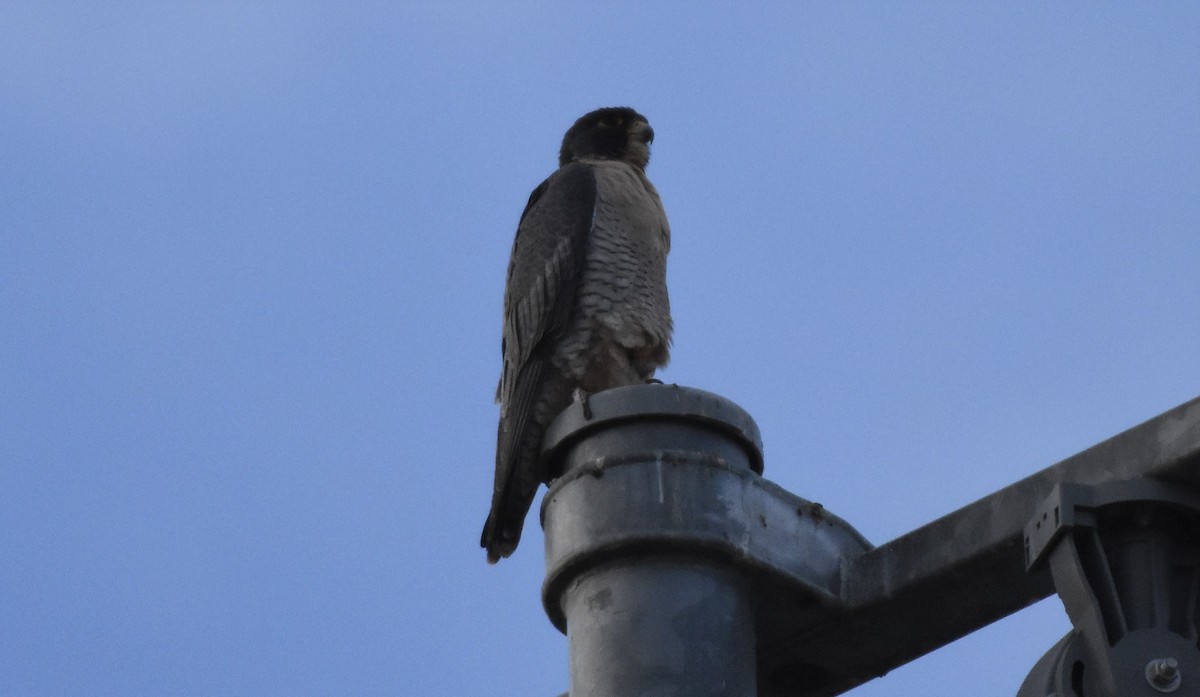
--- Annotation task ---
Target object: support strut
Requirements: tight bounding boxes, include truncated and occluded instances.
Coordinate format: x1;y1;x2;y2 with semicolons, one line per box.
1020;480;1200;696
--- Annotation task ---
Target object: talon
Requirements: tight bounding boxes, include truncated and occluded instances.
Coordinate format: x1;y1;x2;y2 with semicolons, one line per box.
646;378;663;385
573;388;593;420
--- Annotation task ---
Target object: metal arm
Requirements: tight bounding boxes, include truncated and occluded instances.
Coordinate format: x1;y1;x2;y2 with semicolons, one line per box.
537;385;1200;696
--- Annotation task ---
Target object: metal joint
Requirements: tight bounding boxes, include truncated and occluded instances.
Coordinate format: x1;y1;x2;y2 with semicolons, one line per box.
539;384;870;697
1019;480;1200;696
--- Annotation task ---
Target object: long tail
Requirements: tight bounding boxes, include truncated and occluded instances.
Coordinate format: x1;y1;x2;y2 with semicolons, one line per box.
481;357;569;563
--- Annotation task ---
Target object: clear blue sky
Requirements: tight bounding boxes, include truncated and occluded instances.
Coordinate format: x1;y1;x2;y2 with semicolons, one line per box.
3;4;1198;696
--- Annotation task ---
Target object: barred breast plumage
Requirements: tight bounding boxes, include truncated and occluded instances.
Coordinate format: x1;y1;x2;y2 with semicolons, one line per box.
553;159;671;389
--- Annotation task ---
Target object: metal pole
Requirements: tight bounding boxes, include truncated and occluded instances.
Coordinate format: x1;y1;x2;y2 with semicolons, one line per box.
564;558;756;697
536;387;1200;696
540;384;766;697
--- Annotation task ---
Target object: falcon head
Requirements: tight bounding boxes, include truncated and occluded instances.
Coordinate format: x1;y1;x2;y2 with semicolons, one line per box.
559;107;655;171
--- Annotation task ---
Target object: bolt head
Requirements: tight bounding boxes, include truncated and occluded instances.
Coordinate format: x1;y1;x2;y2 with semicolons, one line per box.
1146;657;1182;693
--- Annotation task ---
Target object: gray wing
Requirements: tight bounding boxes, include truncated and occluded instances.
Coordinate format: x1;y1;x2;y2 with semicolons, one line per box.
496;162;597;411
482;162;597;562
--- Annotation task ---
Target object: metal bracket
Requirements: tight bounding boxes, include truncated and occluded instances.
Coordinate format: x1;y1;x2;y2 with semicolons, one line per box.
1019;480;1200;696
539;383;871;697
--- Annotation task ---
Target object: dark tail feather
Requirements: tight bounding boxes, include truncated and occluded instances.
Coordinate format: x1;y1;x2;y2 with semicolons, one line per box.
481;357;567;563
480;510;519;564
480;405;541;564
481;416;544;563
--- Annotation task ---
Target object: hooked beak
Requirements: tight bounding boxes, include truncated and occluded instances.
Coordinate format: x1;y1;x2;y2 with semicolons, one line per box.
631;120;654;145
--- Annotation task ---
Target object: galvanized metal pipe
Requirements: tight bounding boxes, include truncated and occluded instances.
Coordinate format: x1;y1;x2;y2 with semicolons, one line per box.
564;558;756;697
541;384;766;697
533;388;1200;696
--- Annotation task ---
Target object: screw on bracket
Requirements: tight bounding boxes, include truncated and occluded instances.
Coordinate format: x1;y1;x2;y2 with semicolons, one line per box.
1146;657;1181;693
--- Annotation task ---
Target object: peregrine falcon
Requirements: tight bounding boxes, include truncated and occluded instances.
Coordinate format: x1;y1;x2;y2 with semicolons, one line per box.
481;107;673;563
